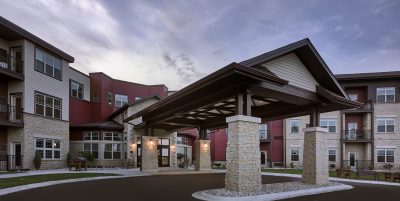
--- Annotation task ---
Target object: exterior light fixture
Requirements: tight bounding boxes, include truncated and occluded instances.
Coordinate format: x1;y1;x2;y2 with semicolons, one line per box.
204;143;208;148
150;139;153;144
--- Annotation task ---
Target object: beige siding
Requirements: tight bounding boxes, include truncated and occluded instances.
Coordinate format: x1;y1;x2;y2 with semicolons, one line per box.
261;53;318;92
69;67;91;101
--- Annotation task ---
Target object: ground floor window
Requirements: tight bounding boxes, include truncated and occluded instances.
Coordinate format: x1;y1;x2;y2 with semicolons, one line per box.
104;143;121;159
377;149;394;163
290;148;299;162
36;138;61;159
83;143;99;159
328;149;336;162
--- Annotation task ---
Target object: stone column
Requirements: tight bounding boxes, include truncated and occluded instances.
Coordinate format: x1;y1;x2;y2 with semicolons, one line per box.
141;136;158;172
195;139;211;171
302;127;329;185
225;115;262;195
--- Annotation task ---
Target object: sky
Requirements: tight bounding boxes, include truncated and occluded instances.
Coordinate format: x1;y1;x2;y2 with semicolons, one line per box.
1;0;399;90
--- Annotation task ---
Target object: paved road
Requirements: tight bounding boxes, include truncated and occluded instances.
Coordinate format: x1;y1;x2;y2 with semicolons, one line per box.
0;174;399;201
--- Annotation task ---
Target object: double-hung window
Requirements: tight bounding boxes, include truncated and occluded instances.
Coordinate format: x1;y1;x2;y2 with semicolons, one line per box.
103;132;122;159
83;143;99;159
291;148;300;162
70;80;83;99
320;119;337;133
328;149;337;162
35;48;62;80
377;149;394;163
83;132;99;141
377;118;395;133
115;94;128;107
259;124;268;139
377;87;395;103
290;120;300;133
35;92;61;119
36;138;61;159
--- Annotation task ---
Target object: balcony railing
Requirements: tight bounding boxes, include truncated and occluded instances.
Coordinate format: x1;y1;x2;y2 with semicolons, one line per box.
0;104;23;123
342;160;372;170
0;154;23;171
0;55;24;78
342;130;372;141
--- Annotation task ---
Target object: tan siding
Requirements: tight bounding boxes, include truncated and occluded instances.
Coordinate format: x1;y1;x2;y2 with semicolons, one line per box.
261;53;318;92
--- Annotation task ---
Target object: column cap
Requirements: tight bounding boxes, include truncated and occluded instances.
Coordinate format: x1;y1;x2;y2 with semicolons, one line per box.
303;127;328;133
226;115;261;123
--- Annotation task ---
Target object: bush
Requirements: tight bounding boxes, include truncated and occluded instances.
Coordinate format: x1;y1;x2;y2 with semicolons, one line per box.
66;152;73;167
384;163;394;170
177;153;184;160
33;151;42;170
80;152;95;162
329;164;336;169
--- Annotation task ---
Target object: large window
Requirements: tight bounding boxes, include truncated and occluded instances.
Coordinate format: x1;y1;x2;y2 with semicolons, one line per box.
83;132;99;141
35;48;62;80
83;143;99;159
104;143;121;159
328;149;336;162
35;92;61;119
291;148;300;162
103;132;122;141
115;94;128;107
290;120;300;133
36;138;61;159
70;80;83;99
377;87;395;103
377;149;394;163
377;118;395;133
320;119;337;133
259;124;268;139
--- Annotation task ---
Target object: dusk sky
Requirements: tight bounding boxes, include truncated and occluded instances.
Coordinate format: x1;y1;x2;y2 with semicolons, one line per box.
1;0;399;90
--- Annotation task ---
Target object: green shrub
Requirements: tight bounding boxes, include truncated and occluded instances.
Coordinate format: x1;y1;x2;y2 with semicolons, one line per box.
33;151;42;170
177;153;184;160
80;152;95;162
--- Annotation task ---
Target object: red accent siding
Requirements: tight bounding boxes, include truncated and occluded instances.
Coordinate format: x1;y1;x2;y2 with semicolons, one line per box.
345;114;364;130
210;129;227;161
69;98;92;124
0;80;7;121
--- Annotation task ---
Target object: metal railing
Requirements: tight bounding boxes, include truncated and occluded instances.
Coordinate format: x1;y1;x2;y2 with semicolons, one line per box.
342;130;372;141
0;154;23;171
0;104;23;123
342;160;372;170
0;56;23;74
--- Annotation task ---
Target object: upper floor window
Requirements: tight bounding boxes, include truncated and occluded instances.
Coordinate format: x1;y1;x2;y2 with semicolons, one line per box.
348;94;358;101
35;92;61;119
84;132;99;141
290;120;300;133
377;118;395;133
320;119;337;133
377;149;394;163
259;124;267;139
103;132;122;141
377;87;395;103
107;91;113;106
35;48;62;80
115;94;128;107
70;80;83;99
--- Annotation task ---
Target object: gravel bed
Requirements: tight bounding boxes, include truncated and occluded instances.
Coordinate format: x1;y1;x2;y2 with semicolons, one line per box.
204;181;342;197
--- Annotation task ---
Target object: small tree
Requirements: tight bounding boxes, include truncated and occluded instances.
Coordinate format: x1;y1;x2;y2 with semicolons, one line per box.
33;151;42;170
66;152;73;168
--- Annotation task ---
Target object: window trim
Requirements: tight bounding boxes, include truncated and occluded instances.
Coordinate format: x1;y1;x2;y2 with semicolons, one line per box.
348;94;358;102
377;148;395;163
328;149;337;162
34;47;63;81
115;94;128;108
35;138;61;160
376;117;395;133
70;80;84;100
320;118;337;133
83;143;99;159
376;87;395;103
34;91;62;120
290;148;300;162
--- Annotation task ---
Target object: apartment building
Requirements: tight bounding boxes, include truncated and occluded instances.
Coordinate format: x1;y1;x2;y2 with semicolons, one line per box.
283;72;400;170
0;16;73;170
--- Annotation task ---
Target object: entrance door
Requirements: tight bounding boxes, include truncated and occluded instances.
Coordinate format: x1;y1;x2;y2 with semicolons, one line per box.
348;152;357;169
10;94;22;122
13;143;22;169
158;138;170;167
348;123;358;140
260;151;267;166
10;47;23;73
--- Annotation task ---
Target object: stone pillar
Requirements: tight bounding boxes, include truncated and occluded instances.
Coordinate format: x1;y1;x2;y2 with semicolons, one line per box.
141;136;158;172
302;127;329;185
225;115;262;195
195;139;211;171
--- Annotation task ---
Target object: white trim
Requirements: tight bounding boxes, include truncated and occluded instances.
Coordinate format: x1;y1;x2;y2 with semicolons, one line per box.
375;146;397;149
226;115;261;123
33;134;63;140
289;145;301;148
376;115;397;118
303;127;328;133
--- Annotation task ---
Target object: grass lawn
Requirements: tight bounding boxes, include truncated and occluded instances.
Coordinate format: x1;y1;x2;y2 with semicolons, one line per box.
0;173;120;189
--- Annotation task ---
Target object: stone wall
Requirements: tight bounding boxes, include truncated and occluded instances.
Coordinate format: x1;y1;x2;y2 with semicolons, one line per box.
195;140;211;171
141;136;158;172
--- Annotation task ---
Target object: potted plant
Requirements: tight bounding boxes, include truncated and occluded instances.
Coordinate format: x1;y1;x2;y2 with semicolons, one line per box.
33;151;41;170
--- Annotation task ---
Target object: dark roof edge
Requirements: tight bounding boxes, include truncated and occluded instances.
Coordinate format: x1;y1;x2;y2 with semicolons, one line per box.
335;71;400;80
108;95;161;119
0;16;74;62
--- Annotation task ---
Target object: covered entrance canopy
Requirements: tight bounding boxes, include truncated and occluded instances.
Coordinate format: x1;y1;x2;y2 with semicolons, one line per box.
125;39;361;131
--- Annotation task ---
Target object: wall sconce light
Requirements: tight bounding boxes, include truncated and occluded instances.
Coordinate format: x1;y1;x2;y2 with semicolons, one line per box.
131;143;136;148
150;139;153;145
170;145;175;149
204;143;208;148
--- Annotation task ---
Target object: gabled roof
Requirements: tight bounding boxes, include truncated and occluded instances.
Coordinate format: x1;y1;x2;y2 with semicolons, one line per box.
108;95;161;120
336;71;400;81
70;121;123;130
0;16;74;62
240;38;347;98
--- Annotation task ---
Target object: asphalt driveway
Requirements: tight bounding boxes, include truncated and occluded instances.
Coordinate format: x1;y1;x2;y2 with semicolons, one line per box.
0;173;399;201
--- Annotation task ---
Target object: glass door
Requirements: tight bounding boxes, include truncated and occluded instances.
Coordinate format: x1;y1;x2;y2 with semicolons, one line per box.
10;47;23;73
348;122;358;140
10;94;22;122
348;152;357;169
158;138;170;167
260;151;267;166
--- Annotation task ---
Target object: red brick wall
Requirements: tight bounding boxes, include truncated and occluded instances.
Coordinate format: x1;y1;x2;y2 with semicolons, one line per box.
345;114;364;130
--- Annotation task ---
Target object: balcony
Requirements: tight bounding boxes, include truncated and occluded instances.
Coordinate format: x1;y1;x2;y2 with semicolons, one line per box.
0;104;23;127
342;130;372;142
0;56;24;80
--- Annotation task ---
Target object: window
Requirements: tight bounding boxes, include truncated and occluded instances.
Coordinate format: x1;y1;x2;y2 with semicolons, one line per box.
377;87;395;103
291;148;299;161
35;92;61;119
320;119;337;133
107;91;113;105
377;118;395;133
35;138;61;159
348;94;358;101
377;149;395;163
290;120;300;133
35;48;62;80
177;137;183;145
103;132;122;141
328;149;336;162
115;94;128;107
259;124;267;139
83;143;98;159
70;80;83;99
83;132;99;141
104;143;121;159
